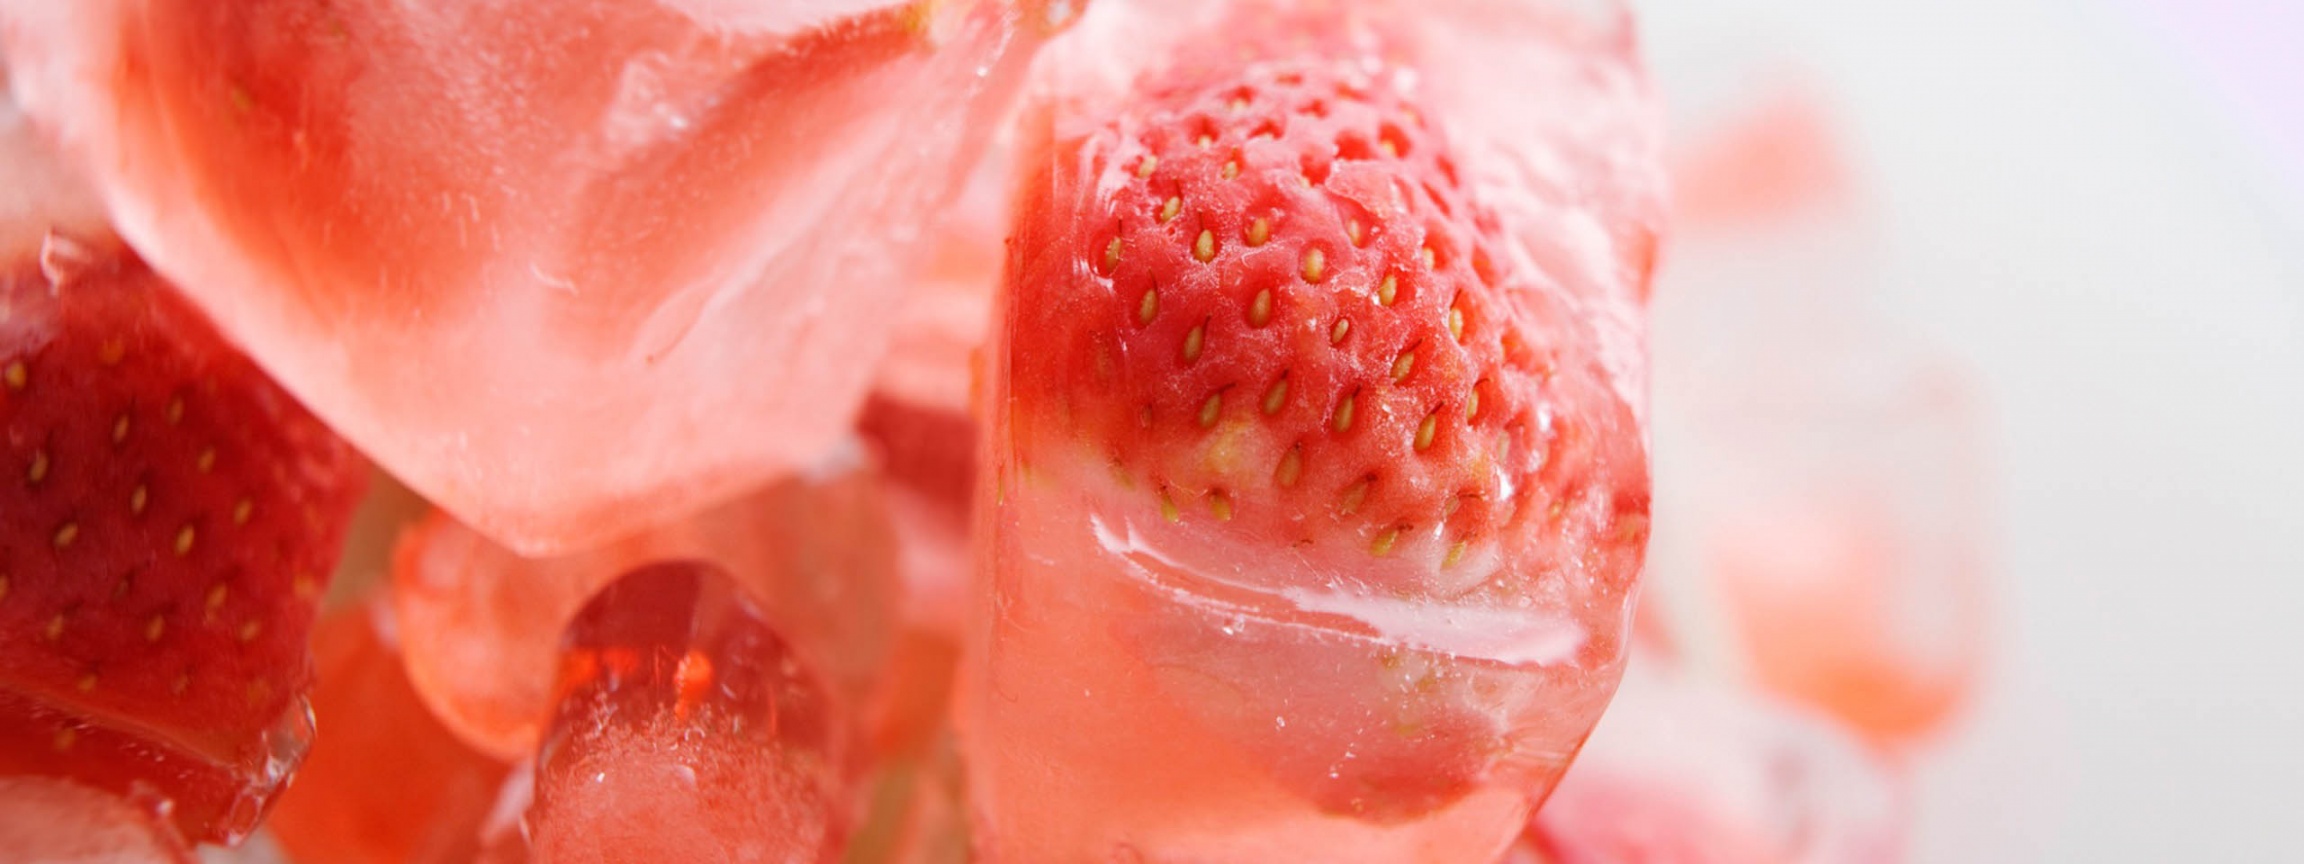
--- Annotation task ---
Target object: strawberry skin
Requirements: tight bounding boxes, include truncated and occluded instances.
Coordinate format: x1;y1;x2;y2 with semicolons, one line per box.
0;235;366;843
1008;39;1649;603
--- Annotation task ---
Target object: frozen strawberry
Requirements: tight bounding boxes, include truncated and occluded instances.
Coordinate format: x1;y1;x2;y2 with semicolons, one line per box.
0;236;366;844
1508;662;1908;864
868;119;1012;432
861;394;979;529
0;0;1074;554
861;273;987;653
963;0;1659;858
857;398;975;750
528;561;848;863
856;235;987;765
392;455;899;762
0;776;196;863
858;394;977;612
266;602;511;864
858;106;1010;631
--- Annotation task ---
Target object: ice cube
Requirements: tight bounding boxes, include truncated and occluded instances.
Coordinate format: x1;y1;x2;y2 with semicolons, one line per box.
0;776;195;864
390;454;900;761
867;107;1015;426
1693;364;1991;747
1646;80;1991;747
857;97;1009;635
0;60;109;263
0;0;1071;553
1512;662;1908;864
962;0;1660;858
527;561;847;863
858;398;975;647
861;405;976;764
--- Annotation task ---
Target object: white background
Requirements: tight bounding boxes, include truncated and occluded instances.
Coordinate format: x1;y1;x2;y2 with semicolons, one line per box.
1641;1;2304;861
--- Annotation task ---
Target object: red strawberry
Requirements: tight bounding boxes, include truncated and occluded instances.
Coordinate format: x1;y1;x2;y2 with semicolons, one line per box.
0;233;366;844
1009;39;1648;602
986;7;1651;830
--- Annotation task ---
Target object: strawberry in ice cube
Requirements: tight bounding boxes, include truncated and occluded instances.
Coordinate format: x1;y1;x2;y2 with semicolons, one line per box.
964;0;1660;857
0;776;196;864
1508;662;1907;864
1;235;365;844
391;455;899;761
528;560;847;863
0;0;1072;553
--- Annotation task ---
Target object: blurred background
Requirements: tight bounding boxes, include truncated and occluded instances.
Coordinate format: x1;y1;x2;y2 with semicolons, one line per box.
1638;0;2303;861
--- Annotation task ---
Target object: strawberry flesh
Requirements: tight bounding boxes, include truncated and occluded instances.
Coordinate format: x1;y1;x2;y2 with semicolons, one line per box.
0;235;365;843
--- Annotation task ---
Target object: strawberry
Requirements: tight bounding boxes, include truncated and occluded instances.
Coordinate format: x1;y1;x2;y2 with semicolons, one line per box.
0;234;366;844
0;0;1071;554
992;10;1650;826
1008;36;1647;602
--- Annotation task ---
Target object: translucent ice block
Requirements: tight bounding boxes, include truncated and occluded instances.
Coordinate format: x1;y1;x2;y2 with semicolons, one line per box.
1647;81;1991;747
1509;663;1907;864
1689;362;1991;747
528;561;848;863
1;236;365;846
0;0;1072;553
391;452;900;760
961;0;1660;859
0;60;108;262
0;776;196;864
